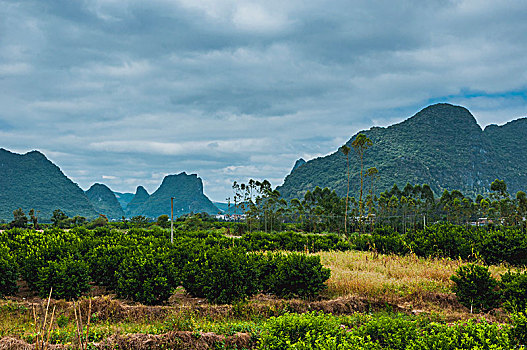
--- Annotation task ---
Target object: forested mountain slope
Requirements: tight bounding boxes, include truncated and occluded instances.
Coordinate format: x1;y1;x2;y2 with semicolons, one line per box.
85;183;125;220
0;149;97;221
278;103;526;200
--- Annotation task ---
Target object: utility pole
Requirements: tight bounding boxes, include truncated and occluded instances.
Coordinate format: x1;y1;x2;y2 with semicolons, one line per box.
171;197;174;244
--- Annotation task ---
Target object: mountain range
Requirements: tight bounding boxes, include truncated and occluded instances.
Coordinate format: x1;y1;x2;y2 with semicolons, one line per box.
278;103;527;200
0;149;219;221
2;103;526;221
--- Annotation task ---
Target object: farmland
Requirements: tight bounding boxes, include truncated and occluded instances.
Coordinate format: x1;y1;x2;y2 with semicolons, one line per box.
0;219;526;349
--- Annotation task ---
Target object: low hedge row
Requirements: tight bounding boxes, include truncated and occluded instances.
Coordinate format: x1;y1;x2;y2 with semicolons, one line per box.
0;227;331;304
352;223;527;266
258;312;527;349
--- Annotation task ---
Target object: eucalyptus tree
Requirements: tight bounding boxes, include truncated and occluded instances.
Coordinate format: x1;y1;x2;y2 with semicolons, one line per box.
339;144;351;235
351;134;373;218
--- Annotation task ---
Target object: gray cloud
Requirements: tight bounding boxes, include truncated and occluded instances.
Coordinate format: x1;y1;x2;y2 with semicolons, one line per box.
1;0;526;201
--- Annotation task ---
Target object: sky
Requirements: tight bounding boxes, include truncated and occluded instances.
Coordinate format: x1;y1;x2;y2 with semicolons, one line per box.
1;0;526;202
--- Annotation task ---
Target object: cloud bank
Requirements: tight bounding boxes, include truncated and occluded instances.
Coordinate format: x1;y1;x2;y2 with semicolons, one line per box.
1;0;526;201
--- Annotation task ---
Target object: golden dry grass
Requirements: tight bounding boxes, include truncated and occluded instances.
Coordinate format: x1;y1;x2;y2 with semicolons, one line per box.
318;250;523;302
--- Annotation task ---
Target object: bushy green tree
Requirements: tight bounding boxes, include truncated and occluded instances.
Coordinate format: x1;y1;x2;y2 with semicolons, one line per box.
0;243;18;296
156;214;170;228
36;257;91;300
500;270;527;312
115;249;176;305
451;263;499;313
263;252;331;299
10;208;27;228
181;247;261;304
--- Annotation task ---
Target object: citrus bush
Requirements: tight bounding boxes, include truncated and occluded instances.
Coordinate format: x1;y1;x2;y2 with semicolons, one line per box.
450;263;499;312
500;270;527;312
0;242;18;296
115;249;176;305
263;252;331;299
181;247;261;304
36;257;91;300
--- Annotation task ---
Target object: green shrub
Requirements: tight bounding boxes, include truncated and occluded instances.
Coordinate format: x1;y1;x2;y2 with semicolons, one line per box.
115;250;175;305
370;227;409;255
450;263;499;312
500;270;527;312
11;229;84;290
87;243;131;290
258;312;516;350
258;312;349;349
0;243;18;296
480;228;527;266
510;310;527;346
36;257;91;300
264;253;330;299
181;247;261;304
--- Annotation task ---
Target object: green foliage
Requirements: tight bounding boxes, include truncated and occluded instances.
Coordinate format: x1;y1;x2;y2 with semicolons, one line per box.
181;247;261;304
510;310;527;345
36;257;91;300
258;312;518;350
240;231;351;253
500;270;527;312
10;228;86;289
130;215;150;227
156;214;170;228
258;312;363;350
10;208;28;228
450;263;499;313
86;215;109;229
480;228;527;266
51;209;70;228
0;243;18;296
353;223;527;266
263;253;330;299
115;249;176;305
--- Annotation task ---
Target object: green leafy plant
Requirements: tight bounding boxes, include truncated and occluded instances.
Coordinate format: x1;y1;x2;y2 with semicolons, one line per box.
500;270;527;312
115;249;175;305
181;247;261;304
0;243;18;296
510;310;527;346
36;257;91;300
263;252;331;299
450;263;499;313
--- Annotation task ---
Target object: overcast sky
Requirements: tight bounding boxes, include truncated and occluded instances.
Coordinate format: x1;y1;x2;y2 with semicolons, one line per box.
1;0;526;201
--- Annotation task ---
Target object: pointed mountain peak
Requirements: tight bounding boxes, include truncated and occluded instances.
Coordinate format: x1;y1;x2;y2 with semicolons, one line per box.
135;185;149;196
291;158;306;173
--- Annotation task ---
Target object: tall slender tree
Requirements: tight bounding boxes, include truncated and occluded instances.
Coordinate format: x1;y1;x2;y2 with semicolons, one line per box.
351;133;373;220
339;144;351;235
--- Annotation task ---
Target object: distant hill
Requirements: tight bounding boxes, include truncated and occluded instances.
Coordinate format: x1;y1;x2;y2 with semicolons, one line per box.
0;149;98;221
277;103;527;200
127;173;219;218
213;202;246;214
125;186;150;217
85;183;125;220
114;192;134;210
213;202;230;212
